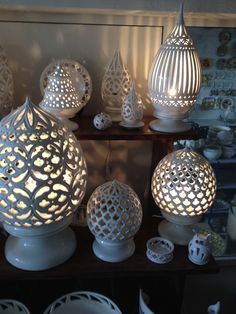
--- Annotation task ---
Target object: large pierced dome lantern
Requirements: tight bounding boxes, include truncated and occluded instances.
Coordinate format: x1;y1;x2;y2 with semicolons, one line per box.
151;148;216;245
148;3;202;133
87;180;143;262
0;98;87;270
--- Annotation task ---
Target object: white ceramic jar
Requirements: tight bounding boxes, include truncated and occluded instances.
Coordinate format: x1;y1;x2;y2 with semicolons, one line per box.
188;233;211;265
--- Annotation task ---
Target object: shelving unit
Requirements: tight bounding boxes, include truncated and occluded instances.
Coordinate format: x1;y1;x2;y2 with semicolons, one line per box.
0;114;217;314
0;217;219;314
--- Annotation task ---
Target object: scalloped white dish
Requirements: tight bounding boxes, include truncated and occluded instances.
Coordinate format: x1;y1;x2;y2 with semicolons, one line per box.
43;291;121;314
0;299;30;314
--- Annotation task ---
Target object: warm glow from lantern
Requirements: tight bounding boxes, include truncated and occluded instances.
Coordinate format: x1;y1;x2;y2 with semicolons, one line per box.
148;3;202;133
0;98;88;270
151;148;217;245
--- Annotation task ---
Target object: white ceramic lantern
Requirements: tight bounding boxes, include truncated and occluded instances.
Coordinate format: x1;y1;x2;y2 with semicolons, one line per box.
188;233;211;265
87;180;143;262
43;291;122;314
148;3;201;133
101;49;132;122
93;112;112;130
151;148;216;245
40;64;83;131
0;45;14;119
0;98;87;270
120;81;144;129
0;299;30;314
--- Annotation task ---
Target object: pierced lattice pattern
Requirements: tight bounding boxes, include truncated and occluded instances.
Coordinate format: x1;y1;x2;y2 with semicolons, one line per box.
151;149;216;217
44;291;121;314
148;4;201;119
0;98;87;227
101;49;131;110
40;64;83;111
87;180;142;241
0;45;14;119
121;82;143;124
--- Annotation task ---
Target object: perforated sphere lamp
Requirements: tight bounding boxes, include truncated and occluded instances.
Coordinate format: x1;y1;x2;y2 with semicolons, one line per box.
151;148;216;245
40;64;83;131
0;98;87;270
87;180;143;262
148;2;202;133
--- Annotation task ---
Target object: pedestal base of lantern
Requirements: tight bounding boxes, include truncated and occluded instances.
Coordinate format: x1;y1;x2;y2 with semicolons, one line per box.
57;116;79;131
93;237;135;262
149;118;192;133
4;218;76;271
105;106;122;122
158;220;196;246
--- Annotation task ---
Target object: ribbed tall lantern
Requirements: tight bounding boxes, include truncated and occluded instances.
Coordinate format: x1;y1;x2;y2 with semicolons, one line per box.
0;98;87;270
101;49;132;122
40;64;83;131
151;148;216;245
148;3;202;133
87;180;143;262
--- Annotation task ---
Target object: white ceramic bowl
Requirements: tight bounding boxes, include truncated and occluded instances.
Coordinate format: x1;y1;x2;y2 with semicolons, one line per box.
146;237;174;264
0;299;30;314
222;144;236;159
43;291;121;314
203;145;222;161
217;130;233;145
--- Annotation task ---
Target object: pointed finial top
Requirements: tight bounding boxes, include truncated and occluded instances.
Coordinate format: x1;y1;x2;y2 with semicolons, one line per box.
176;0;184;26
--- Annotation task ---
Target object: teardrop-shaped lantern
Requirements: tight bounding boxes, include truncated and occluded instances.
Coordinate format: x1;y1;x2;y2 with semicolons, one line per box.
101;49;132;122
148;2;202;133
120;81;144;128
0;98;87;270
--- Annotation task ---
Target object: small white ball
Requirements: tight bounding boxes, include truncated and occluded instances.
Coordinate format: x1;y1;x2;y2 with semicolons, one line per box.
93;112;112;130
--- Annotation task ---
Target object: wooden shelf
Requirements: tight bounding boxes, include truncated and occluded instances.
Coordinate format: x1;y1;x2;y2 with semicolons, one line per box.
0;217;219;281
73;115;202;142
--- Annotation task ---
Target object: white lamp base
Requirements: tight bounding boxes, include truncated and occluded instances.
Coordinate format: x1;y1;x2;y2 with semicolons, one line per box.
4;218;76;271
158;219;195;246
93;237;135;262
149;118;192;133
57;116;79;131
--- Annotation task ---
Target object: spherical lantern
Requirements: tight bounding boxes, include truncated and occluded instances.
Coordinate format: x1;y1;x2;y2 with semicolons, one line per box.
87;180;143;262
101;49;132;122
0;98;87;270
148;3;202;133
40;64;83;131
151;148;216;245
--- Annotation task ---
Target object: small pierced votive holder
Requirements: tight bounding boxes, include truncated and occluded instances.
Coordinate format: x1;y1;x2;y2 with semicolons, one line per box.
146;237;174;264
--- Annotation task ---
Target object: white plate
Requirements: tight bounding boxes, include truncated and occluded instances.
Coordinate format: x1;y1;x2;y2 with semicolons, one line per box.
0;299;30;314
139;290;154;314
40;59;92;108
43;291;122;314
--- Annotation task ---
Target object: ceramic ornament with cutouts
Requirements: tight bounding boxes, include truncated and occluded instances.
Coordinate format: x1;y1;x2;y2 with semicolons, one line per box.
101;49;132;122
40;64;83;131
120;81;144;129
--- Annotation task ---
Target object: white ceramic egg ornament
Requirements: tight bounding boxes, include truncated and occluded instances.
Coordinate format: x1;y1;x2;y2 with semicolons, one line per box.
93;112;112;130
